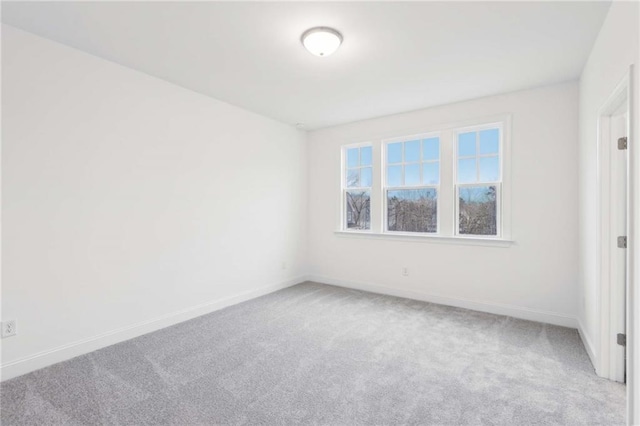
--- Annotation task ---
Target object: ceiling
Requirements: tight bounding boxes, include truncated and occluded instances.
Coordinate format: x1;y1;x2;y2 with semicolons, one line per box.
2;1;610;130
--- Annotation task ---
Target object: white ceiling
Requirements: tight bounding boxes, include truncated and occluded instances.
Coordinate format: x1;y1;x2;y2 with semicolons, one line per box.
2;1;610;129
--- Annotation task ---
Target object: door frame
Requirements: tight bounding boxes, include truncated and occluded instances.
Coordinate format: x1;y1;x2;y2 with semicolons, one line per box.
596;70;629;381
596;65;636;424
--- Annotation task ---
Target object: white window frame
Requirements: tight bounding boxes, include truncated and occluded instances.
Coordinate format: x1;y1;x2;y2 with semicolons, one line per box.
337;114;512;246
382;132;441;235
453;122;504;238
341;142;373;232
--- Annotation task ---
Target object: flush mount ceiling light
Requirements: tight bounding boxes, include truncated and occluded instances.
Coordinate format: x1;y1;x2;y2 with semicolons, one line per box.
301;27;343;57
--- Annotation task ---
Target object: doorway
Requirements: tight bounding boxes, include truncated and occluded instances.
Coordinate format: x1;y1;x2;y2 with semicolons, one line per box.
597;73;630;385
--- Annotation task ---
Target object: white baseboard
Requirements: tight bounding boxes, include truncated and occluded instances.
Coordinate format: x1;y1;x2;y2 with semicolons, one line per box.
577;318;598;372
309;275;578;329
1;276;308;382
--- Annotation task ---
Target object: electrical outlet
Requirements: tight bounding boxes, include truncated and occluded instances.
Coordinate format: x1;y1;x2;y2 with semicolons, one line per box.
401;267;409;277
2;320;17;338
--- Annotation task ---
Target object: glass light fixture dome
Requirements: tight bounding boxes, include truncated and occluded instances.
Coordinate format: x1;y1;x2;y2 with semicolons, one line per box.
301;27;343;57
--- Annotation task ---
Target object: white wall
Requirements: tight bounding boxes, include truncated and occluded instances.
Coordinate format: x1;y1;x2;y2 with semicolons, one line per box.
307;82;580;326
1;26;307;379
577;1;639;420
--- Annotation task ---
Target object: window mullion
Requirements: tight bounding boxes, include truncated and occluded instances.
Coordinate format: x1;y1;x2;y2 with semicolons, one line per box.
438;129;454;237
476;131;480;182
370;142;382;233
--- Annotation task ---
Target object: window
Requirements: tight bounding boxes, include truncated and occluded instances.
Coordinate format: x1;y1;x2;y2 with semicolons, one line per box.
343;144;372;230
455;125;501;236
339;116;509;242
384;136;439;233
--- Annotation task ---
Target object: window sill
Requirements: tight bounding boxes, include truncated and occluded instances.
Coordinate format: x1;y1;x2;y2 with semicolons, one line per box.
334;231;515;247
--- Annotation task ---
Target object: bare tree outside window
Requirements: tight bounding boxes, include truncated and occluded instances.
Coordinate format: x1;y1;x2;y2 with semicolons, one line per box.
387;189;437;233
458;186;497;235
346;190;371;229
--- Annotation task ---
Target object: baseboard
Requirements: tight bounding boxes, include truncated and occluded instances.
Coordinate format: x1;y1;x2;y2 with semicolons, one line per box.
309;275;578;328
0;275;308;382
577;318;598;372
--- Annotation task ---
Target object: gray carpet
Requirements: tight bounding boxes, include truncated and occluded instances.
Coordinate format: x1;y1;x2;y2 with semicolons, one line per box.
1;282;625;425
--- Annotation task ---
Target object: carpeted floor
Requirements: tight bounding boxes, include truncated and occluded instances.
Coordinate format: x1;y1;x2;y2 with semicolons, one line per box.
1;282;626;425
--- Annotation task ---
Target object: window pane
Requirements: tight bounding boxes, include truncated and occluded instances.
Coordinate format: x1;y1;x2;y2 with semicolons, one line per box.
423;162;439;185
458;132;476;156
387;188;437;233
479;156;499;182
346;169;360;187
457;158;477;183
404;164;420;186
388;143;403;164
346;190;371;230
387;165;402;186
347;148;359;168
404;140;420;162
361;167;372;187
479;129;499;155
360;146;372;166
458;186;497;236
423;138;439;161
